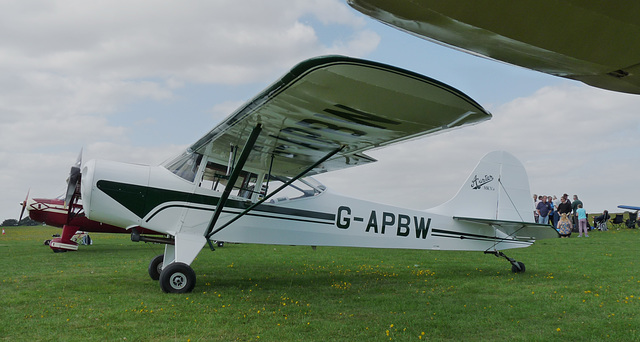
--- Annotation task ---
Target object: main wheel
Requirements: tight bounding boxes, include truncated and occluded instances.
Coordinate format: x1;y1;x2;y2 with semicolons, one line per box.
511;261;526;273
148;254;164;280
159;262;196;293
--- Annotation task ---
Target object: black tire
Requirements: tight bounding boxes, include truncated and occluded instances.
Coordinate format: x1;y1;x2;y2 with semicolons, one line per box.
159;262;196;293
511;261;526;273
216;241;224;247
44;240;51;246
148;254;164;280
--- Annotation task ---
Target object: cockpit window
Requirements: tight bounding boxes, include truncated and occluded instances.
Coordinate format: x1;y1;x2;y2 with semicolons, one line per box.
162;151;327;202
162;151;202;182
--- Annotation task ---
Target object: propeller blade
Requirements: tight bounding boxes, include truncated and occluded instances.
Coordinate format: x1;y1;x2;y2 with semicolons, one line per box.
64;149;83;207
18;188;30;223
73;148;83;168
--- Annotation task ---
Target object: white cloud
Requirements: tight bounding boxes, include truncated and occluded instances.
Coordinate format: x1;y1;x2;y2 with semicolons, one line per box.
0;0;377;83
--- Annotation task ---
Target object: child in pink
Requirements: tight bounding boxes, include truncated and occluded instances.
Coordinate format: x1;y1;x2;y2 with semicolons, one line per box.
576;204;588;237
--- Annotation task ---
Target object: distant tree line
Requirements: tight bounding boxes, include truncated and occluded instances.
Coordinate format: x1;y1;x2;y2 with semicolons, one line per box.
1;217;41;227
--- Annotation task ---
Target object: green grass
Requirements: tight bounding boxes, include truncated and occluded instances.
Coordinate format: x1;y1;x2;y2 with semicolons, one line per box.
1;226;638;341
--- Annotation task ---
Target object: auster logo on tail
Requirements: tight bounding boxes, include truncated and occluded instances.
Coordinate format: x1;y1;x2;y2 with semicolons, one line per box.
470;174;494;190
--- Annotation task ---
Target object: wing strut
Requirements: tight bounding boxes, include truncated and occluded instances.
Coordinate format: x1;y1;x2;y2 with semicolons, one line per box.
205;145;345;247
203;124;262;240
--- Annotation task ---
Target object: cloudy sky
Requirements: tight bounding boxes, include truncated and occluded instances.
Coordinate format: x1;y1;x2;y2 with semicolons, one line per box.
2;0;640;222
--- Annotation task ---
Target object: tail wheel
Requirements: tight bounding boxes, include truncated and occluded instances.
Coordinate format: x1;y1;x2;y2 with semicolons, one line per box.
159;262;196;293
148;254;164;280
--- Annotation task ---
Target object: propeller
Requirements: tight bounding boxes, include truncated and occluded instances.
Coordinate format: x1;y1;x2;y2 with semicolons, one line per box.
64;149;83;207
18;188;30;223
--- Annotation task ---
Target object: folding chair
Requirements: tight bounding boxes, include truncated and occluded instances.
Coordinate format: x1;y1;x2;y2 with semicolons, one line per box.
610;214;625;230
625;211;638;229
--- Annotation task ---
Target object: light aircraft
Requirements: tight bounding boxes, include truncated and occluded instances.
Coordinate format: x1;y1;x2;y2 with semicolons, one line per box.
18;153;164;252
348;0;640;95
77;55;557;293
20;195;164;252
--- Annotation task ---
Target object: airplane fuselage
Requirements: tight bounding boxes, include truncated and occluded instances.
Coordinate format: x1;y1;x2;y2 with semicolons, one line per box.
81;159;530;258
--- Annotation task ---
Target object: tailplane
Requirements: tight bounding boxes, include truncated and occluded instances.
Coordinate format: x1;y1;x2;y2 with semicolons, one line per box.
429;151;535;222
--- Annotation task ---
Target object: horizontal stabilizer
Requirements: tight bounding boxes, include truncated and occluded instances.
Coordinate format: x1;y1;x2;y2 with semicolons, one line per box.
454;216;559;240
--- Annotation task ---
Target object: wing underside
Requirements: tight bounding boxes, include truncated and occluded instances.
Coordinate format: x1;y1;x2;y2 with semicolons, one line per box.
348;0;640;95
189;55;491;177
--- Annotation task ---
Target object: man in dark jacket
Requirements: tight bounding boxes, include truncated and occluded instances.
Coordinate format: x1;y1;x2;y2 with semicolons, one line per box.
557;195;572;221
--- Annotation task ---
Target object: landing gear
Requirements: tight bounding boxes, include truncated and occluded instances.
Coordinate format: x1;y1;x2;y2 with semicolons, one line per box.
48;225;80;252
484;250;526;273
159;262;196;293
511;261;525;273
148;254;164;280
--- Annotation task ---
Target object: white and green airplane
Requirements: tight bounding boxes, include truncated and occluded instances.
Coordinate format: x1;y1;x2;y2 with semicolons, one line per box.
77;56;557;293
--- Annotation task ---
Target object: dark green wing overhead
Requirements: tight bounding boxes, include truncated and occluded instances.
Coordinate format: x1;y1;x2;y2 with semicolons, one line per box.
190;55;491;177
349;0;640;95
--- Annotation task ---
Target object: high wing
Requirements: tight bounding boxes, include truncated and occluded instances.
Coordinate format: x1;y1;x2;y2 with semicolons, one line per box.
348;1;640;95
188;55;491;178
454;217;559;241
618;205;640;211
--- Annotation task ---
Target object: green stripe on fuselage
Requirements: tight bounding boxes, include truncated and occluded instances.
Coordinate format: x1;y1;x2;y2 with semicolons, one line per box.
96;180;334;222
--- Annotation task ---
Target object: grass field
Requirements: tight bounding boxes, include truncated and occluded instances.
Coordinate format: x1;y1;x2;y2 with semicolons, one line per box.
1;225;638;341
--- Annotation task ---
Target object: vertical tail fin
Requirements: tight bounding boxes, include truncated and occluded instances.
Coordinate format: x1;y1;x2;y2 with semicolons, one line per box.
429;151;535;222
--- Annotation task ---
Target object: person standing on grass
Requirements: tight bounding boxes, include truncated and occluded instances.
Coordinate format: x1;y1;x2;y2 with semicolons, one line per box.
536;195;551;224
571;195;583;229
548;195;556;227
557;195;572;221
576;204;588;237
551;195;560;227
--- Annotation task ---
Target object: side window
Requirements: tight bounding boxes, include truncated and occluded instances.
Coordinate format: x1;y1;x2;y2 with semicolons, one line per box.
198;160;260;200
199;161;227;190
162;152;202;182
163;152;327;203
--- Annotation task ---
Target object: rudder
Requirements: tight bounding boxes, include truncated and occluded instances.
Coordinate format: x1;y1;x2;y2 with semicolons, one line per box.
429;151;534;222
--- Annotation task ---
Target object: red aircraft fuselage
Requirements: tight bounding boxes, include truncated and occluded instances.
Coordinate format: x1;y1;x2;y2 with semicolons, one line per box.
27;197;157;251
